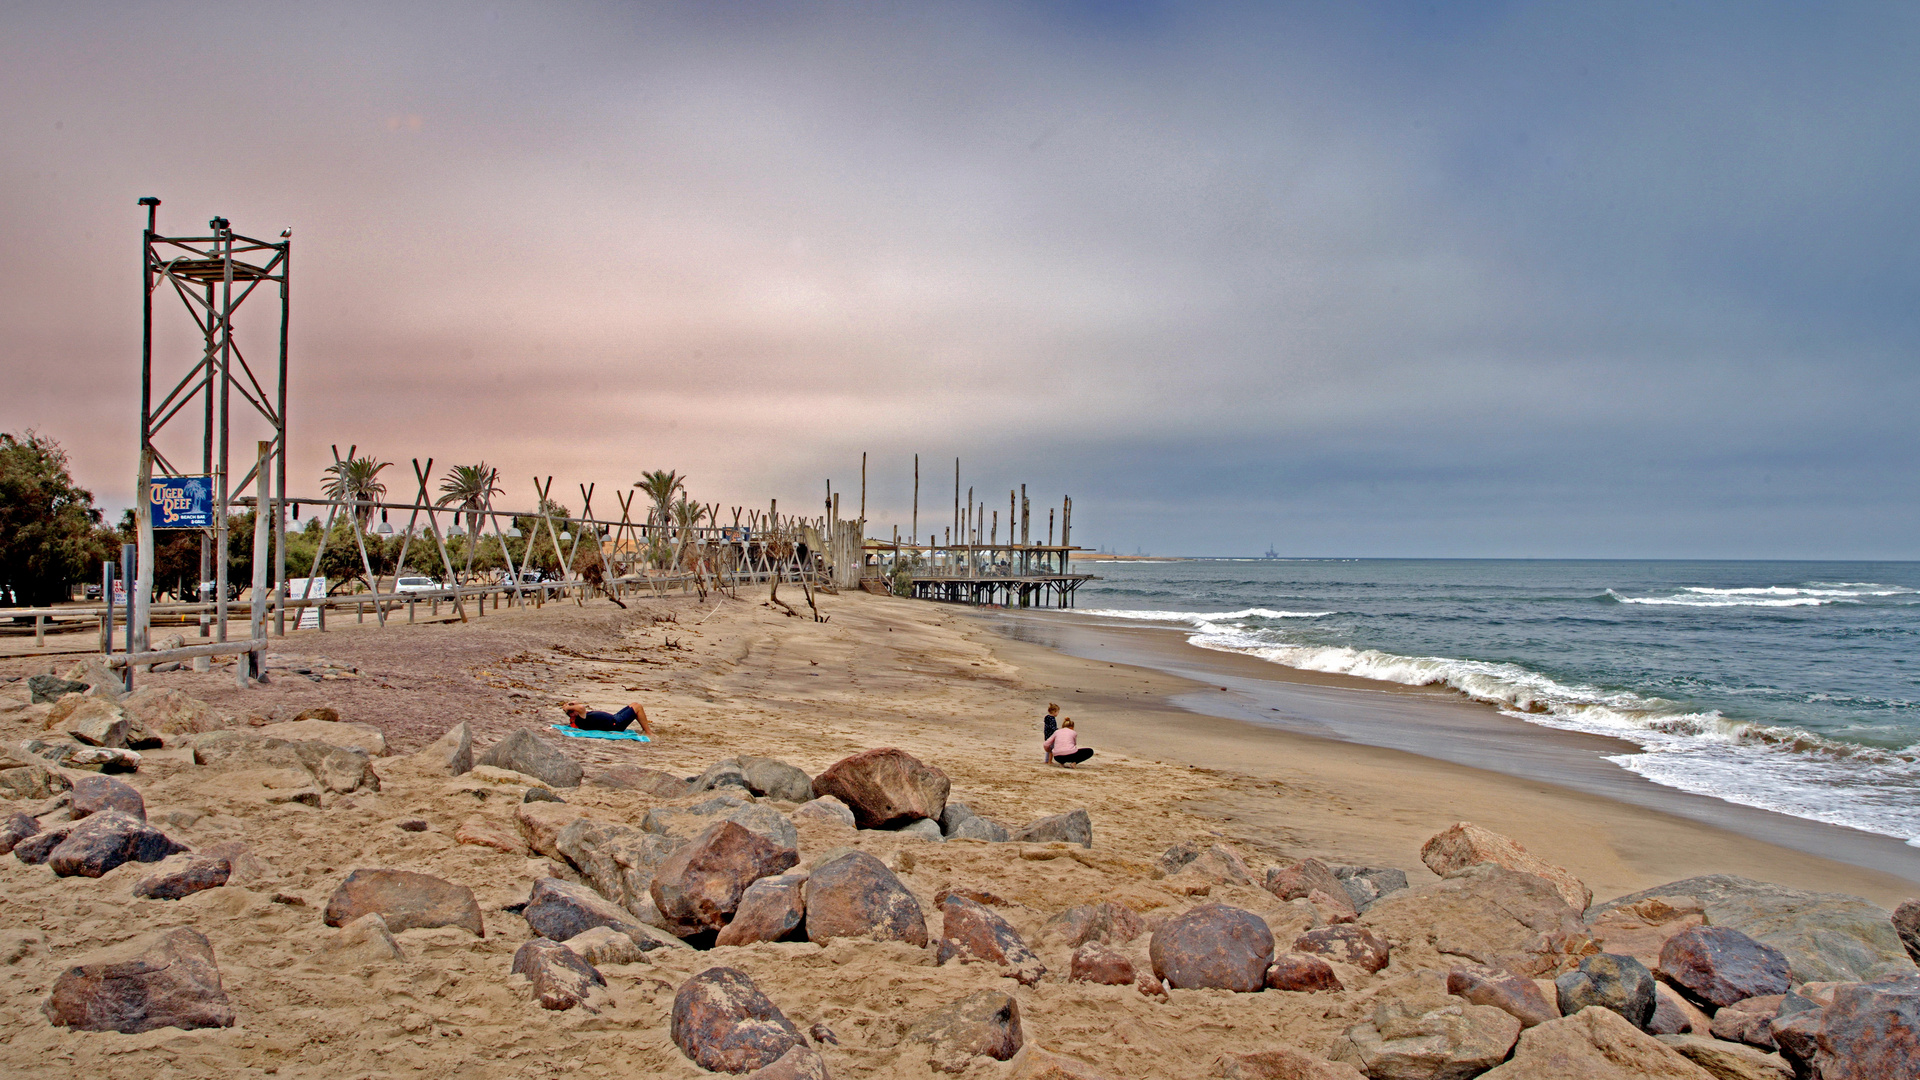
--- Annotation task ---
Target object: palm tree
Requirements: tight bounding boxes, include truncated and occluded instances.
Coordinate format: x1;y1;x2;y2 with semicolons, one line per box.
321;455;391;529
633;470;686;529
437;463;502;539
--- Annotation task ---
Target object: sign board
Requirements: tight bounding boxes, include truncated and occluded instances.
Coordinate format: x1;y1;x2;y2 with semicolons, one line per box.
148;476;215;529
720;526;751;543
286;577;327;629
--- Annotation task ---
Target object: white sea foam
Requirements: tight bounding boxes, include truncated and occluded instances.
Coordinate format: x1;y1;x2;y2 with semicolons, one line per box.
1070;604;1920;842
1605;581;1915;608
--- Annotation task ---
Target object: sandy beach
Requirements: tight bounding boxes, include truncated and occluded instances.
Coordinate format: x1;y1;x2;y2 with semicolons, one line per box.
0;587;1913;1077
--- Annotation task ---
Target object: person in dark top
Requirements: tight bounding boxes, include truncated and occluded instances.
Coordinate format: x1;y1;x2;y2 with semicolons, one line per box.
1042;702;1060;762
561;701;654;737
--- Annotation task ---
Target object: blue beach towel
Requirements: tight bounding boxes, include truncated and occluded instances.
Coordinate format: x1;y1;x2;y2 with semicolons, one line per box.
550;724;650;742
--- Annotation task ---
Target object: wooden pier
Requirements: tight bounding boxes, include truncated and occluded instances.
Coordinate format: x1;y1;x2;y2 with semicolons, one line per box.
863;542;1095;608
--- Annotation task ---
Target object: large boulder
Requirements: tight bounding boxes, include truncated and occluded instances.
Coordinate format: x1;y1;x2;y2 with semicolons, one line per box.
1711;994;1784;1050
475;729;583;788
43;927;234;1033
1332;979;1522;1080
791;796;857;830
1422;822;1592;913
191;731;378;794
553;818;683;915
804;849;927;945
119;688;230;738
292;741;380;794
1588;875;1917;984
0;812;39;855
28;674;89;703
256;718;386;756
133;855;231;900
1806;975;1920;1080
1295;925;1392;974
511;939;607;1011
59;697;134;748
1660;925;1791;1008
670;966;808;1073
64;658;128;699
1044;902;1147;947
1655;1035;1792;1080
714;872;808;947
1150;903;1275;993
415;721;473;776
645;795;801;851
650;820;799;936
588;764;691;797
907;989;1023;1073
0;745;62;800
1268;857;1347;902
1557;953;1657;1031
1362;863;1596;977
1071;942;1137;986
1336;865;1412;912
1588;894;1707;968
1011;808;1093;847
1480;1006;1715;1079
1448;965;1559;1028
940;801;1010;842
515;801;591;858
323;869;483;936
46;810;188;877
736;756;815;803
1267;953;1344;994
1214;1048;1367;1080
810;747;950;828
937;894;1046;985
522;876;681;951
69;774;145;820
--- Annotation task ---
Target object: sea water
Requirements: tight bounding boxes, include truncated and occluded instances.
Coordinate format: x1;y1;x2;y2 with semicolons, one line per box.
1072;559;1920;844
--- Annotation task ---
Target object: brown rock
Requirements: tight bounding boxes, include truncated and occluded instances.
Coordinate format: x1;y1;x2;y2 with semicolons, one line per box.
511;938;607;1011
1895;898;1920;966
1589;894;1707;968
564;925;645;966
1479;1006;1715;1079
555;817;684;914
907;989;1022;1073
317;912;405;964
937;894;1046;985
1711;994;1784;1050
1422;821;1592;913
804;849;927;945
1361;862;1596;977
1010;808;1093;847
1807;976;1920;1080
1044;901;1147;947
1070;942;1136;985
0;812;40;855
43;927;234;1033
120;688;230;736
256;718;386;756
650;820;798;936
1175;843;1254;885
514;800;590;858
1651;981;1712;1036
1656;1035;1793;1080
0;755;60;800
670;966;806;1073
476;728;582;788
323;868;483;936
1137;971;1168;999
1660;925;1792;1009
1334;998;1523;1079
133;855;231;899
1267;952;1343;993
69;774;146;820
1150;903;1275;992
1267;857;1347;901
57;696;133;748
1295;924;1391;974
1213;1047;1367;1079
1307;888;1359;923
810;747;949;829
46;810;188;877
455;815;524;855
415;721;473;776
934;884;1011;907
715;871;808;947
522;877;668;948
1448;964;1558;1027
588;764;692;797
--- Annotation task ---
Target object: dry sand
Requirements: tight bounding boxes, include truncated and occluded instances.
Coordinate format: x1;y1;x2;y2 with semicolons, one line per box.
0;587;1911;1078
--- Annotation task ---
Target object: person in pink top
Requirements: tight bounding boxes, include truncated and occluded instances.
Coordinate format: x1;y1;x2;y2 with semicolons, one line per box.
1043;717;1093;767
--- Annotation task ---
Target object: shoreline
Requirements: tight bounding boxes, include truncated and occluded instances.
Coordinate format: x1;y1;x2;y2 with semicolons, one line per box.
962;603;1920;905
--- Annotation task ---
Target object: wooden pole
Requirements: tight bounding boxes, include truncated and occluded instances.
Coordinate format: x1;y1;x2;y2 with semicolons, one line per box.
860;452;866;526
133;449;154;680
246;440;272;685
912;454;919;544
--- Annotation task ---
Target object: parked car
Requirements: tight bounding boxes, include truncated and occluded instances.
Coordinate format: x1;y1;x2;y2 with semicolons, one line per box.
393;576;446;593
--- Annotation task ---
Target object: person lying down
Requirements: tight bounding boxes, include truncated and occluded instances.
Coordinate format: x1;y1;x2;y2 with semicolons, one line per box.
560;701;655;737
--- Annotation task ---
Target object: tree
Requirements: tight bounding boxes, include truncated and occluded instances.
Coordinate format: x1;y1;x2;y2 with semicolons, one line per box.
437;463;501;539
0;432;117;607
321;454;392;529
633;470;686;529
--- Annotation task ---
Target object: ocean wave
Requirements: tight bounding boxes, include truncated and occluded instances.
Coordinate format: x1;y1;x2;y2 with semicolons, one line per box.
1080;607;1335;624
1602;581;1915;608
1605;590;1835;608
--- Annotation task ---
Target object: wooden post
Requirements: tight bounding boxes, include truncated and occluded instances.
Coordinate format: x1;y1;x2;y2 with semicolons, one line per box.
953;457;959;548
860;452;866;525
133;449;154;679
246;441;271;685
911;454;918;545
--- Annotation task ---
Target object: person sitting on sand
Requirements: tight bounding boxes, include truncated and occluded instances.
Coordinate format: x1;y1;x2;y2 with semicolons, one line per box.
1042;702;1061;763
561;701;655;737
1043;717;1092;767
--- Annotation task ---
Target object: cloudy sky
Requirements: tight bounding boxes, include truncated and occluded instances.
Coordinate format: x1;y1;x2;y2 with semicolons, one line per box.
3;2;1916;557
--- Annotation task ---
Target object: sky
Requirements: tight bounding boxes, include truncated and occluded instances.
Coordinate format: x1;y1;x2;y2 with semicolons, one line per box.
2;1;1917;558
